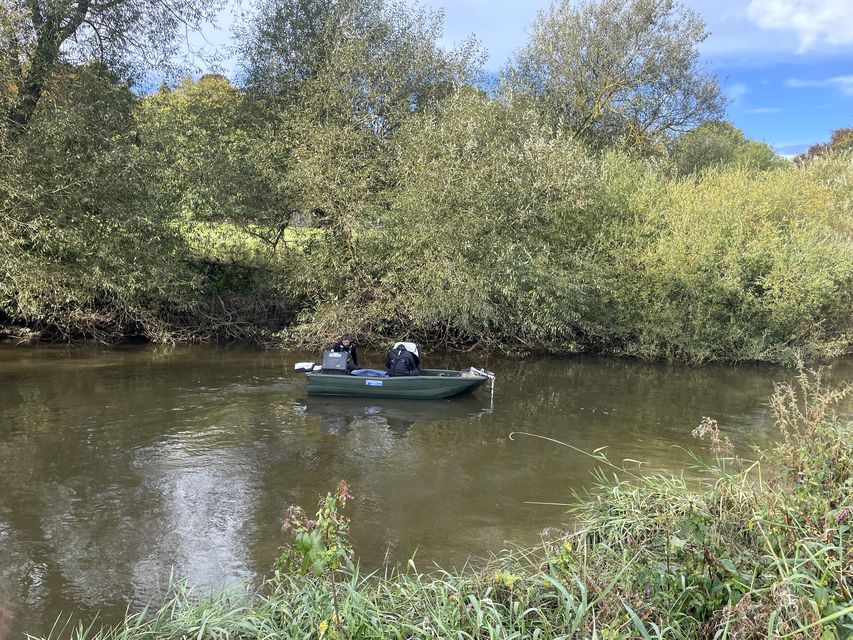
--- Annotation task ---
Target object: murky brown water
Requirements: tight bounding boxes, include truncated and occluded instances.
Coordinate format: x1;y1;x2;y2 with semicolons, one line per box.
1;344;850;638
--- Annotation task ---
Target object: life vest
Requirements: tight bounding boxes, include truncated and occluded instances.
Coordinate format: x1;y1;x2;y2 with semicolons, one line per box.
386;346;417;376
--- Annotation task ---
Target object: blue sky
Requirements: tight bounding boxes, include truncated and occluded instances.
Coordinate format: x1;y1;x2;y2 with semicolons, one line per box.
418;0;853;156
206;0;853;156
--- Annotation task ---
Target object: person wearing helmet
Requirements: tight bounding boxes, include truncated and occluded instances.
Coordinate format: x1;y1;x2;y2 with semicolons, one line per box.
385;343;419;376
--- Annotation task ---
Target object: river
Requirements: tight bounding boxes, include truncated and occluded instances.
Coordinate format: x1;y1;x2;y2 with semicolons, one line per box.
1;344;850;638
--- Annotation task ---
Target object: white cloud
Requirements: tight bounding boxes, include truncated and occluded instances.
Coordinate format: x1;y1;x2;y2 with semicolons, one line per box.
828;76;853;95
774;142;811;157
747;0;853;52
742;107;782;114
786;75;853;95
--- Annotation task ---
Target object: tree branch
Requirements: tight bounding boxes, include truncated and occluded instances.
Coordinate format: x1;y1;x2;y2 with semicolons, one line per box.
59;0;92;41
82;17;105;63
26;0;44;28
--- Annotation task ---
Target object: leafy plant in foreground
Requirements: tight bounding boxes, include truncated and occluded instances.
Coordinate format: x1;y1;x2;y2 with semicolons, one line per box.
276;480;353;638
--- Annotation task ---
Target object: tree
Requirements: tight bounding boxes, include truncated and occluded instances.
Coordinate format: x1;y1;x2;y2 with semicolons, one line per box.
2;0;225;135
138;75;298;252
505;0;725;148
797;128;853;162
232;0;484;252
0;63;196;339
235;0;358;99
235;0;483;134
670;120;780;176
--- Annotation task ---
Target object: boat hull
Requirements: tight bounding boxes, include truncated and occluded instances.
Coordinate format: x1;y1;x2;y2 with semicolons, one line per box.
305;368;488;399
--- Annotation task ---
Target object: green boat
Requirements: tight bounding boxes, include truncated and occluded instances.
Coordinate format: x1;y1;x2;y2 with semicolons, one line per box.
305;368;489;399
296;342;494;399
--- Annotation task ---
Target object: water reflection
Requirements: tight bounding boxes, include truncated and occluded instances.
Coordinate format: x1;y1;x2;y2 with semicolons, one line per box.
299;396;493;437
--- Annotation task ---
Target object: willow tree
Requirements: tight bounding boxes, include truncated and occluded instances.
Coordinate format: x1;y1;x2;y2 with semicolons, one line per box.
2;0;225;135
236;0;483;132
670;121;780;176
0;0;225;338
228;0;487;332
233;0;482;239
505;0;725;149
0;63;200;340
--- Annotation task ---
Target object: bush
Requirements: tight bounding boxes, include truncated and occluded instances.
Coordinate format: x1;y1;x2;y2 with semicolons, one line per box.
611;159;853;363
0;65;198;341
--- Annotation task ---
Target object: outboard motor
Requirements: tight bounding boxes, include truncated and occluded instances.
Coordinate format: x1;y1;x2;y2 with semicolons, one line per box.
321;349;351;374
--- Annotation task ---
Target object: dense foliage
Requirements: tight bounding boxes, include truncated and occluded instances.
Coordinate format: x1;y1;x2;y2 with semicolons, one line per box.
35;372;853;638
798;128;853;162
1;0;851;362
669;120;781;176
1;65;197;340
505;0;725;149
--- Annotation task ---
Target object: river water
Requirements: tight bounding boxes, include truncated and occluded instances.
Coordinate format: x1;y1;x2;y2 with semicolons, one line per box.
1;345;850;638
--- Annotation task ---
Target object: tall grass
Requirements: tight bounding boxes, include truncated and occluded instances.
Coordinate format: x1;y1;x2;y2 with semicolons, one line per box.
33;371;852;639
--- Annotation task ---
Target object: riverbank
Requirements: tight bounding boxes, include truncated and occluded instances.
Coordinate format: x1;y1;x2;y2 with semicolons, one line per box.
4;120;852;367
2;317;850;368
31;371;852;639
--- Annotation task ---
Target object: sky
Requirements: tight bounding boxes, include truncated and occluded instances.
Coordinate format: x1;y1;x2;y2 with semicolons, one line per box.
208;0;853;156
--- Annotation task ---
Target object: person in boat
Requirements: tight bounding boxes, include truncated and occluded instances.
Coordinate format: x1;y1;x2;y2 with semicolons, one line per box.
385;342;420;377
330;334;359;369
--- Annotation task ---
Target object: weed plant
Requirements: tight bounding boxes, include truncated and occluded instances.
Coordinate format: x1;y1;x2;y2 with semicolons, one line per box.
35;370;852;639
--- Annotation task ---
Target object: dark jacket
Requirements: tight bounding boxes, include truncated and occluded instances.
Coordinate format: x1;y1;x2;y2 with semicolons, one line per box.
331;341;359;368
386;345;419;377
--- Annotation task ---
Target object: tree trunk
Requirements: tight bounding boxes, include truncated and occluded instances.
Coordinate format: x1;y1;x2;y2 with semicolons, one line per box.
6;1;91;137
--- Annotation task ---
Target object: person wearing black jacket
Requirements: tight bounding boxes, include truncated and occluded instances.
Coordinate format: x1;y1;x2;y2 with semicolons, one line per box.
385;343;419;376
330;334;359;368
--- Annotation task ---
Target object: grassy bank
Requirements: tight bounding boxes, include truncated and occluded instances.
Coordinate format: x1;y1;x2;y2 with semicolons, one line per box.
37;371;852;639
